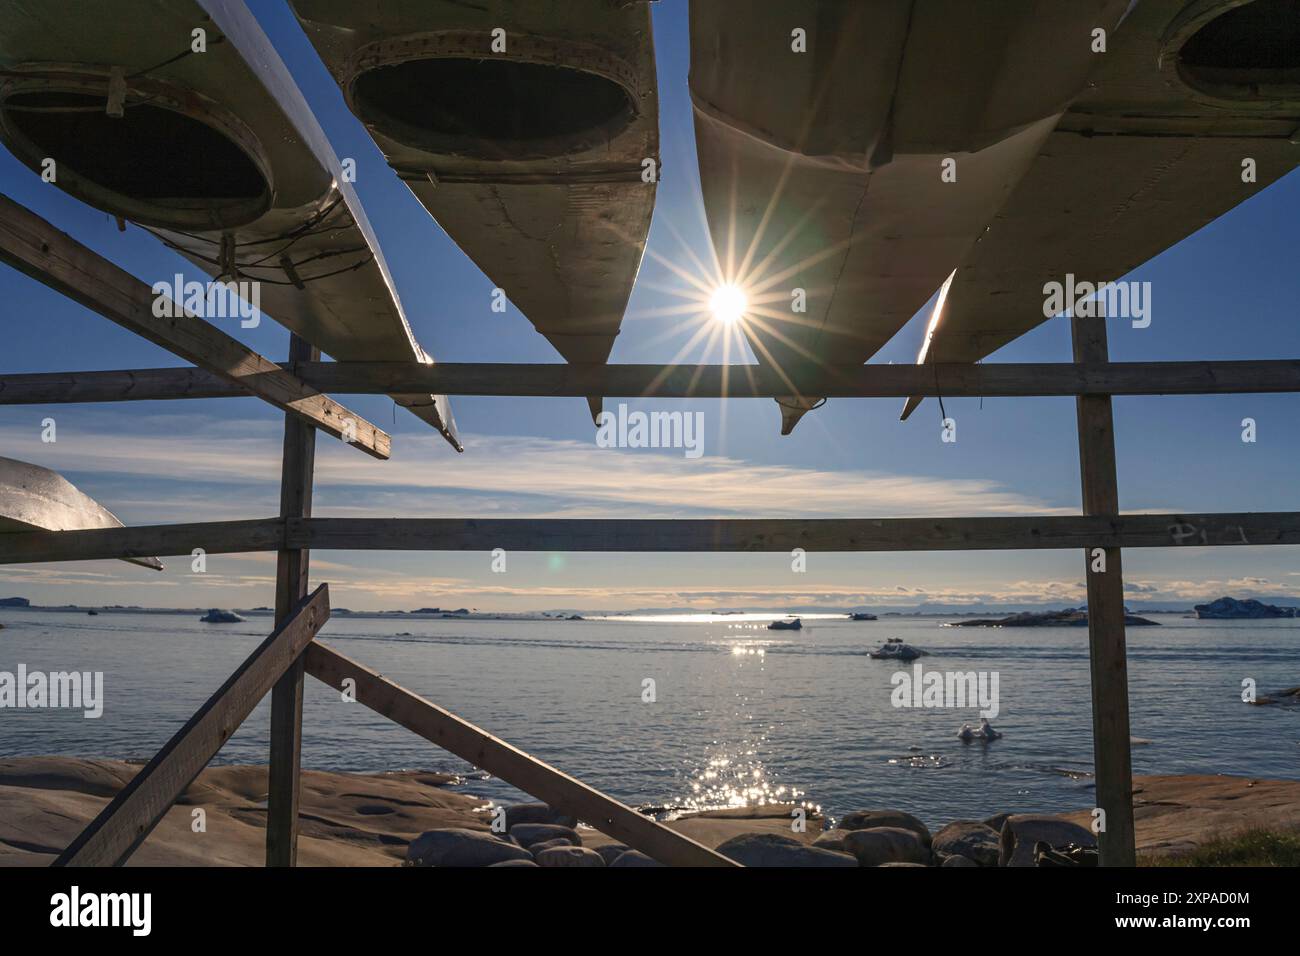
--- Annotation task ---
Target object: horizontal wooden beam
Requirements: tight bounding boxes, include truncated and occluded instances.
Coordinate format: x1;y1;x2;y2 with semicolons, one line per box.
0;367;242;404
0;518;283;564
0;193;389;458
289;513;1300;552
2;513;1293;565
304;641;737;866
3;359;1298;403
54;585;330;866
295;359;1300;399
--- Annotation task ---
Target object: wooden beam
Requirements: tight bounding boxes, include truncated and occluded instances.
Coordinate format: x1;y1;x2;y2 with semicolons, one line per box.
0;193;389;458
54;586;330;867
287;512;1300;554
4;359;1300;403
1073;315;1137;868
273;358;1300;398
303;641;737;867
0;367;243;403
0;518;283;564
266;336;317;867
1;512;1295;565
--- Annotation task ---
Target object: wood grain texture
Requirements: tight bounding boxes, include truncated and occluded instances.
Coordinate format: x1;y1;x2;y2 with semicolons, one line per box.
4;360;1298;402
266;336;317;868
0;513;1294;565
1074;315;1136;867
287;513;1300;553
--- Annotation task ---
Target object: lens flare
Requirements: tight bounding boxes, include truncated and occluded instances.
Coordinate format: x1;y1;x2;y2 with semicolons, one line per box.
708;283;748;324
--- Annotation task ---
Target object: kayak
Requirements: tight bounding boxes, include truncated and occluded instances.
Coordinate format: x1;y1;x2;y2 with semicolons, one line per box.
689;0;1128;434
0;0;460;450
290;0;661;422
0;456;162;571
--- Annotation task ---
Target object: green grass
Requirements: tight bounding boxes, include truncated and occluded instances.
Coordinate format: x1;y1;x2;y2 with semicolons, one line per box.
1141;828;1300;867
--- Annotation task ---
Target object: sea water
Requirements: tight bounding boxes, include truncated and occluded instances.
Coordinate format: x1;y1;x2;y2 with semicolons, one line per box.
0;610;1294;824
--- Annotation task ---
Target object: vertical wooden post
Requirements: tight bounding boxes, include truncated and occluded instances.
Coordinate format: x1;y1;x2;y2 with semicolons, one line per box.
1072;313;1136;866
266;334;318;866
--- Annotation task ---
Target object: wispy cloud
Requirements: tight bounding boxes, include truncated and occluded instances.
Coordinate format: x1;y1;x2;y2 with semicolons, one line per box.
0;414;1070;522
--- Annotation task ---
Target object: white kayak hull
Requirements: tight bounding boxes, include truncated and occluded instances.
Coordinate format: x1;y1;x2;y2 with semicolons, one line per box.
0;0;460;449
291;0;661;419
0;457;162;570
689;0;1128;433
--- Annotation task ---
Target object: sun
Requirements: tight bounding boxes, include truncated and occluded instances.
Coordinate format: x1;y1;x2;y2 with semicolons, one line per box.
708;283;748;325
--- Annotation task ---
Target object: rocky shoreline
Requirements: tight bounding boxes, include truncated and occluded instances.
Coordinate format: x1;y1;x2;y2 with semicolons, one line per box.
1;757;1296;867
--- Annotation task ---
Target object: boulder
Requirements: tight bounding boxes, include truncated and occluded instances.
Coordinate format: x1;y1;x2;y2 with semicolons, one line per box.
716;832;857;867
982;812;1012;833
528;838;572;857
941;853;978;867
595;843;631;866
999;815;1096;867
535;846;605;867
879;861;927;867
811;828;852;852
609;850;664;867
502;802;578;829
842;827;930;866
839;810;931;845
509;823;580;848
931;821;1001;867
406;828;533;867
488;859;539;867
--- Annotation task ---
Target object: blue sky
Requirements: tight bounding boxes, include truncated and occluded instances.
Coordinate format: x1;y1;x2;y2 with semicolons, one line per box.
1;1;1297;611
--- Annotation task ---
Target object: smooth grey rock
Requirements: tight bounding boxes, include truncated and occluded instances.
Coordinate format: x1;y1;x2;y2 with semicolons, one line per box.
406;828;534;867
839;810;931;845
842;826;931;866
536;846;606;867
811;828;852;852
879;861;927;867
489;859;539;867
502;802;578;829
609;850;664;867
932;821;1001;867
528;837;572;858
999;814;1097;867
595;843;631;866
509;822;580;848
715;832;858;867
941;853;978;867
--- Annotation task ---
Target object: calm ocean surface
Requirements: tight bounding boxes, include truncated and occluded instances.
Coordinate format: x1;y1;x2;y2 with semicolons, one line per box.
1;610;1296;824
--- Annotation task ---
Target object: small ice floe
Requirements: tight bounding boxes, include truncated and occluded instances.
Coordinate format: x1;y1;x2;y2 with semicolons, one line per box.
958;719;1002;742
869;637;926;660
1130;735;1154;746
199;609;244;623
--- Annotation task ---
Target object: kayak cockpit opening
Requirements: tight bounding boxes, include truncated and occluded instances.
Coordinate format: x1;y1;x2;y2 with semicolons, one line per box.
0;76;272;230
